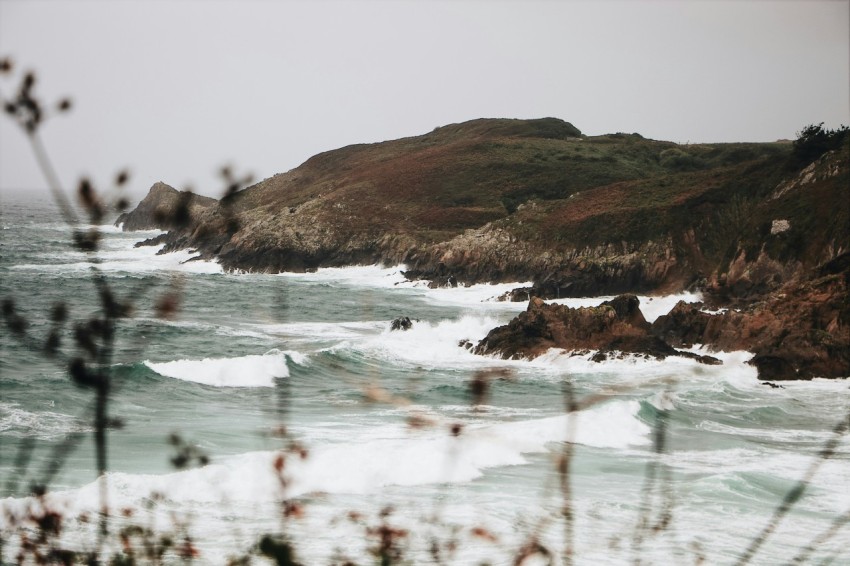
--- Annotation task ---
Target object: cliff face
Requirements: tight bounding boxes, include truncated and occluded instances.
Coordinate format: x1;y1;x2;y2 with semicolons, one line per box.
654;254;850;380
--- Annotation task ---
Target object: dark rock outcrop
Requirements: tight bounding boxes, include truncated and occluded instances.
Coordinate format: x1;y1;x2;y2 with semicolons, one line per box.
390;317;413;331
134;233;170;248
474;256;848;379
651;258;850;380
116;182;216;231
473;294;719;364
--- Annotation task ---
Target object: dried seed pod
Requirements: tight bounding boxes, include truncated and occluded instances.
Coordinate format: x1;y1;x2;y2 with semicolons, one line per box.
73;228;101;252
73;324;98;358
155;292;180;320
44;330;61;356
21;71;35;93
2;299;27;335
51;302;68;323
77;178;105;222
114;169;129;186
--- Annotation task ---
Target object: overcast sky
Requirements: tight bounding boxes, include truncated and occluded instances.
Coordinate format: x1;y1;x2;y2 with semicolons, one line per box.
1;0;848;200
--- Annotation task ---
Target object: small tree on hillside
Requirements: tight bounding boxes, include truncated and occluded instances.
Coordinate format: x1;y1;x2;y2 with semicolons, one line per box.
791;122;849;167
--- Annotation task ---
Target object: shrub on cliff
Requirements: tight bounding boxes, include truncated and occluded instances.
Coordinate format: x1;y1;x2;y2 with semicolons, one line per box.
659;147;707;172
791;122;849;167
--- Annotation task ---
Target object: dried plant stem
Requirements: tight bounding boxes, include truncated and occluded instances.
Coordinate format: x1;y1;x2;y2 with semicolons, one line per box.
786;508;850;565
631;401;671;566
560;381;577;566
27;131;80;227
735;410;849;566
22;114;116;556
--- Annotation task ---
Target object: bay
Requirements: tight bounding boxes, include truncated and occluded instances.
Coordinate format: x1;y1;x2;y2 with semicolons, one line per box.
1;193;848;564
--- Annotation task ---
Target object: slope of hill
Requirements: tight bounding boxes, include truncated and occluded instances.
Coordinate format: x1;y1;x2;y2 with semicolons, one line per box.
124;117;846;302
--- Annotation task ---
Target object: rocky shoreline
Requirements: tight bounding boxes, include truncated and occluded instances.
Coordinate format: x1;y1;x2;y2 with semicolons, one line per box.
116;118;849;381
472;251;849;380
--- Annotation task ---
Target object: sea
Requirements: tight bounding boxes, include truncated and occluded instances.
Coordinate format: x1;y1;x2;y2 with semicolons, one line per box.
1;192;848;565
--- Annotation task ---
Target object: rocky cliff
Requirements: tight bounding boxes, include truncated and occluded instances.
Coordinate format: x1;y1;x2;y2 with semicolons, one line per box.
120;118;849;378
122;119;847;299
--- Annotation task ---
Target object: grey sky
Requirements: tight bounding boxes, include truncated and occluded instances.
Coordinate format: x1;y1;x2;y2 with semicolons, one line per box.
1;0;848;199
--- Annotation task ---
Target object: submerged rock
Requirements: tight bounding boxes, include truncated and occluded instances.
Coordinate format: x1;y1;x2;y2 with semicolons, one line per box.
390;316;413;331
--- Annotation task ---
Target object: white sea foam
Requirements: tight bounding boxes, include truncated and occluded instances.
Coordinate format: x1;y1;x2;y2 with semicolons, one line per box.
697;421;838;444
144;349;306;387
531;348;758;387
418;281;534;308
140;318;276;340
276;264;410;287
13;244;223;275
338;314;511;370
670;445;850;512
248;320;385;341
277;263;533;308
0;402;91;439
5;399;648;519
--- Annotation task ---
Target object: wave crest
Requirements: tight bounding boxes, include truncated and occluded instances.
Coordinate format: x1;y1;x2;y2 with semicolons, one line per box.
144;349;306;387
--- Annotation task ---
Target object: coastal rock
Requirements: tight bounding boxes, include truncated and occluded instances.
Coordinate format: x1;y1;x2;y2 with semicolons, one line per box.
651;300;713;348
472;294;716;363
390;316;413;331
116;182;216;231
496;287;533;302
649;255;850;380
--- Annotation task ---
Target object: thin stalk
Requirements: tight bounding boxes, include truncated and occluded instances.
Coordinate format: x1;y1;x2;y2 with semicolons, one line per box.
27;131;80;227
560;380;577;566
735;410;849;566
786;509;850;565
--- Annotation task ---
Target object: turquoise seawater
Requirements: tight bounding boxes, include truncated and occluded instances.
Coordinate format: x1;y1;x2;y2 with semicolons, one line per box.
1;193;848;564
